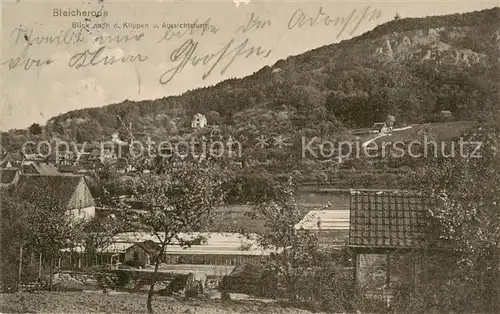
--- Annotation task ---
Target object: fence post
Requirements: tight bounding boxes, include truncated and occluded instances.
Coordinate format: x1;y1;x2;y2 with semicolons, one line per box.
18;246;23;288
38;253;42;280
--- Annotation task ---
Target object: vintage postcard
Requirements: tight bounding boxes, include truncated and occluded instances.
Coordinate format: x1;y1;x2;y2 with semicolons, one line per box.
1;0;499;313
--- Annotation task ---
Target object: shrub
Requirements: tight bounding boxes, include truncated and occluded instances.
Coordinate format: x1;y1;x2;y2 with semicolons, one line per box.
391;251;498;313
111;271;132;288
123;259;145;269
221;291;231;301
184;285;200;298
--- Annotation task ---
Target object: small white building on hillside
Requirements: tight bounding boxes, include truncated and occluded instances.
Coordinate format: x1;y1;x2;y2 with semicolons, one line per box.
191;113;207;129
372;122;391;133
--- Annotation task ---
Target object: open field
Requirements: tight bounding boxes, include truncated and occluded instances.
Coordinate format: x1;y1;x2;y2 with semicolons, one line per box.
373;121;478;144
210;194;350;233
0;292;319;314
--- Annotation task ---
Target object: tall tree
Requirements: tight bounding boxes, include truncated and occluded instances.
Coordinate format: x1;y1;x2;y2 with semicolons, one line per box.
76;216;126;267
23;195;78;290
1;187;79;291
130;160;230;313
0;193;31;290
28;123;42;135
418;113;500;311
248;178;318;300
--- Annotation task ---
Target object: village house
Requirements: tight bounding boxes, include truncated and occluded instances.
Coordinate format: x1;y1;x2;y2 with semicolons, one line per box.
14;174;96;221
0;168;20;187
0;152;25;168
124;240;162;266
60;232;274;276
21;162;61;175
372;122;391;133
348;189;439;304
57;164;80;175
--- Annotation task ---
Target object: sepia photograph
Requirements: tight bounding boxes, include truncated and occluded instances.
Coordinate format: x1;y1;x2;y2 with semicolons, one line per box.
1;0;499;313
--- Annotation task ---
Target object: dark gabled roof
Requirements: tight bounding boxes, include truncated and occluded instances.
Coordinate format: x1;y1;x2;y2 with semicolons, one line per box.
132;240;161;253
46;153;57;162
79;153;91;162
58;165;79;173
2;152;24;162
0;169;18;184
349;189;437;249
22;163;61;175
15;174;83;208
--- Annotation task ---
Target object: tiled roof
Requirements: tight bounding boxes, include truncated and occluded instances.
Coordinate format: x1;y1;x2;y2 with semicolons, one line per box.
22;163;61;175
349;189;436;249
0;169;18;184
15;174;84;208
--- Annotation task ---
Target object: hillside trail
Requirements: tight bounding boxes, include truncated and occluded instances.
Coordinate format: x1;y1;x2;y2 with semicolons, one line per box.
361;125;414;148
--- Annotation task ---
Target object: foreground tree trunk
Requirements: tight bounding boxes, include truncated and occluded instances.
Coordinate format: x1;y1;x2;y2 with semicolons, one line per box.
48;258;53;291
146;257;162;314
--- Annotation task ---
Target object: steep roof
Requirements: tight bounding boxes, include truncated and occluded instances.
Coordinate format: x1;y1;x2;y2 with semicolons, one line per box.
15;174;84;208
78;153;91;162
133;240;161;253
58;165;79;174
2;152;24;162
349;189;436;249
0;169;18;184
22;163;61;175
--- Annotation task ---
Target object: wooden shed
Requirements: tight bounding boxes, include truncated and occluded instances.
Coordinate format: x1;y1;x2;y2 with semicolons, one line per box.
348;189;438;301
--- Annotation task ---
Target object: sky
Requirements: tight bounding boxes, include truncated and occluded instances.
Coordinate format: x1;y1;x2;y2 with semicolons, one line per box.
1;0;498;131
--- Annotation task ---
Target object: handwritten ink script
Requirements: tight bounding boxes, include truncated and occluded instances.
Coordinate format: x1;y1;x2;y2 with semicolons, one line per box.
3;56;54;70
235;12;271;33
287;6;382;38
159;12;274;83
10;27;87;56
69;46;149;69
159;38;272;84
3;5;382;85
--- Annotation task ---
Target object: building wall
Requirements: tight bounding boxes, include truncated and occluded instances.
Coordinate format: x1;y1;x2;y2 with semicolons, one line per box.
68;178;95;209
356;252;420;293
67;178;96;221
164;254;262;266
67;206;95;221
357;254;388;291
125;245;151;265
0;172;19;187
